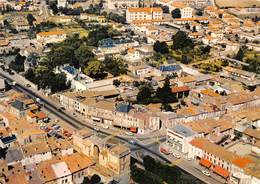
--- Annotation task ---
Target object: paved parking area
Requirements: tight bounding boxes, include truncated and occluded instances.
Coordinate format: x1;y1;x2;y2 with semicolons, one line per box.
227;142;252;156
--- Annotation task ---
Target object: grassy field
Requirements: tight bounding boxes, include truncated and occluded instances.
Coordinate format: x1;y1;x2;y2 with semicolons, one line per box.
215;0;260;7
49;26;89;38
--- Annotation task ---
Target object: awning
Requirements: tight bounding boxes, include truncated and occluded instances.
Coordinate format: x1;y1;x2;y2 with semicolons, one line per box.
213;166;229;178
199;158;212;168
130;127;137;133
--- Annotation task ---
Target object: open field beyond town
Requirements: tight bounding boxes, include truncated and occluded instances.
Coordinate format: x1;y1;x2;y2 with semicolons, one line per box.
215;0;260;7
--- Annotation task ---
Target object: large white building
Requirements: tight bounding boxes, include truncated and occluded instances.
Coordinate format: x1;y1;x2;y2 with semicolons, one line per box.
126;7;163;23
36;29;67;44
169;2;193;18
166;124;197;154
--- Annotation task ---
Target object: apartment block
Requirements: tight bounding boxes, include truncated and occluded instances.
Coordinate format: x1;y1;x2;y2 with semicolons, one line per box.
126;7;163;23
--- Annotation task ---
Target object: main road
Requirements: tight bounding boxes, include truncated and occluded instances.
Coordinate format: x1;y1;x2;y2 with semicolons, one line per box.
0;71;223;184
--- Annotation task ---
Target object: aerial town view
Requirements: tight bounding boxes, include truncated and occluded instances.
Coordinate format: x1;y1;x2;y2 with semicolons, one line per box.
0;0;259;184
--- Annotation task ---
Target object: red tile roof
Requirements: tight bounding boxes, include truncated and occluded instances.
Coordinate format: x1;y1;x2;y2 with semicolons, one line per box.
232;157;253;169
171;86;190;93
36;112;47;119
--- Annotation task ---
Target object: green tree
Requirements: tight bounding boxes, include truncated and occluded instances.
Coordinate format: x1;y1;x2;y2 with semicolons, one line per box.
161;5;169;13
156;79;177;103
47;45;75;68
50;3;58;15
9;53;26;72
26;52;39;66
172;31;194;50
24;68;36;82
87;26;110;46
133;80;140;87
74;45;94;68
171;8;181;18
136;85;153;105
161;103;173;111
27;13;36;26
90;174;101;184
185;23;190;30
181;55;192;64
108;12;126;23
0;147;8;159
50;72;69;93
64;34;82;49
131;165;164;184
201;45;211;54
35;21;58;32
195;9;203;16
84;60;106;79
235;48;244;61
143;155;157;172
103;56;127;76
243;56;260;74
153;41;169;54
82;177;91;184
113;79;121;87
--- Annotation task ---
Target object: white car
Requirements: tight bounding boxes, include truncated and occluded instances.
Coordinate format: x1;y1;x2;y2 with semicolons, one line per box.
94;127;99;132
129;139;135;145
173;153;181;159
202;170;211;177
125;131;133;136
102;125;109;129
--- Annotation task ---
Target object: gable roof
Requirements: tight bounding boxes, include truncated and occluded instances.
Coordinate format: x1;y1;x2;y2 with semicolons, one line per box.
190;138;237;163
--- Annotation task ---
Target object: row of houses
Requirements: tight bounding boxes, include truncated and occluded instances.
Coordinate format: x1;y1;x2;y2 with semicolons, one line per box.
165;111;260;184
59;89;161;134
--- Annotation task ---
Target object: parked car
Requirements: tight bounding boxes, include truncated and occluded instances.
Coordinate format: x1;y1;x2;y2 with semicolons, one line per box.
202;170;210;177
160;147;170;155
53;125;61;130
94;127;99;132
58;107;65;111
102;125;109;129
173;153;181;159
40;125;48;131
48;130;57;137
129;139;136;145
51;124;57;127
125;131;133;136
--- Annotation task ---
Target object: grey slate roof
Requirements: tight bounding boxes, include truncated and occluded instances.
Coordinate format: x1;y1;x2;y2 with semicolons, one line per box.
11;100;25;111
116;103;131;113
6;148;24;164
170;124;195;137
